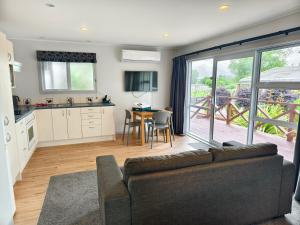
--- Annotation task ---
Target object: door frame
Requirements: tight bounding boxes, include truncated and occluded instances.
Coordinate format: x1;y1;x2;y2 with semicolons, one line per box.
187;51;255;145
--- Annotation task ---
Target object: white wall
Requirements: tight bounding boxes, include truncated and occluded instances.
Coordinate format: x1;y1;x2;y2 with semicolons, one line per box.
174;12;300;57
11;39;173;132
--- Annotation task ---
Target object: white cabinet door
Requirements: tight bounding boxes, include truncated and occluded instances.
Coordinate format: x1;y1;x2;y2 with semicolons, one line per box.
101;107;115;136
67;108;82;139
6;40;14;64
15;119;27;171
36;109;53;142
52;109;68;141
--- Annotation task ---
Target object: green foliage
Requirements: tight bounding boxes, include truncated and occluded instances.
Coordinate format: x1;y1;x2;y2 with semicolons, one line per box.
229;57;253;82
191;90;210;98
70;63;94;90
191;69;200;84
232;104;287;137
261;49;287;72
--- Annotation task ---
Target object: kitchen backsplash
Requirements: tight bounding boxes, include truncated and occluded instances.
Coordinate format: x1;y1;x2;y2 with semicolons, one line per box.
17;95;103;106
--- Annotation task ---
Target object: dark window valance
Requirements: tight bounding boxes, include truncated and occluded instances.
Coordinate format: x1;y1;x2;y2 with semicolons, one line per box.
36;51;97;63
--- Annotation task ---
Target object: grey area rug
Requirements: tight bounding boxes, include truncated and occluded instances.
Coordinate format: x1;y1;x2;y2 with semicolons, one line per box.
38;170;100;225
38;171;300;225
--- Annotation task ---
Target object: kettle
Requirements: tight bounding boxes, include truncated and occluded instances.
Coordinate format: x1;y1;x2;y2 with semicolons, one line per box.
12;95;20;109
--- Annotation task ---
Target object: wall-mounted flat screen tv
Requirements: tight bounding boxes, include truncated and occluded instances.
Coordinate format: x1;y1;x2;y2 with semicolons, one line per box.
124;71;158;92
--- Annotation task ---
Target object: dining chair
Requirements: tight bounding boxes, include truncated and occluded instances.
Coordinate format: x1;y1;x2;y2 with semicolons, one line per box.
122;110;142;146
165;107;175;141
148;111;173;149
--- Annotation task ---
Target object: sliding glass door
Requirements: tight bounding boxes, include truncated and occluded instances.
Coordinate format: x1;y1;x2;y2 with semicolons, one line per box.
187;42;300;161
212;54;254;144
252;44;300;161
188;58;214;142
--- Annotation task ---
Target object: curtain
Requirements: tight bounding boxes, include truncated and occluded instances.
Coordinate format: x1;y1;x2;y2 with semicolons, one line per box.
170;56;187;135
36;51;97;63
294;114;300;200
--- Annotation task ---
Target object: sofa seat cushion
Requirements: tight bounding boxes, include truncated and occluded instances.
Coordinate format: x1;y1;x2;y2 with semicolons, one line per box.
123;150;212;183
209;143;278;162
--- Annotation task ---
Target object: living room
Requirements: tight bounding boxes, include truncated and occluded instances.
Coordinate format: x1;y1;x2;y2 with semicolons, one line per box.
0;1;300;225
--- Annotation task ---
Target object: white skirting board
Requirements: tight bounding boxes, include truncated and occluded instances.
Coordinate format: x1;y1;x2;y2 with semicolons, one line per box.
36;135;116;148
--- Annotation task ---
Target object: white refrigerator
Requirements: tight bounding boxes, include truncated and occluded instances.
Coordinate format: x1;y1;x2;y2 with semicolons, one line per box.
0;32;17;225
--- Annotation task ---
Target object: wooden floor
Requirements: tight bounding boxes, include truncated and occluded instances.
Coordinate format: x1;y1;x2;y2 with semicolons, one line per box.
13;135;194;225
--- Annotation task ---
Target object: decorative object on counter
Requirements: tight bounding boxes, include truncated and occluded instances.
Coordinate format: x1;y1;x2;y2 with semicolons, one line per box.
45;98;54;104
12;95;20;109
102;95;111;104
66;97;73;105
24;98;32;106
86;97;93;103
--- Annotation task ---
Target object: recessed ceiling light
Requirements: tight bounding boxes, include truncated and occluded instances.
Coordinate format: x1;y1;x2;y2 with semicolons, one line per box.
45;3;55;8
80;26;88;32
219;4;230;11
163;33;169;38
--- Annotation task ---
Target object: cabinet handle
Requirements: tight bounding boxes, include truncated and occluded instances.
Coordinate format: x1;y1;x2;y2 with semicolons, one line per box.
6;132;11;143
68;110;71;116
89;126;95;129
4;116;9;126
21;130;25;134
62;110;65;117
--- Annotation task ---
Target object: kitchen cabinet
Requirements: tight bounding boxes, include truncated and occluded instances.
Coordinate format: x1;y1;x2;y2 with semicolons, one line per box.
102;107;115;136
35;106;115;146
81;107;102;138
6;40;14;64
36;109;53;142
15;119;27;171
67;108;82;139
52;109;68;140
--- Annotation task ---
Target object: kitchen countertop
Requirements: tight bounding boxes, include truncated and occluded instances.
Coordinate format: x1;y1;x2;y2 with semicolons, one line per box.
14;102;115;123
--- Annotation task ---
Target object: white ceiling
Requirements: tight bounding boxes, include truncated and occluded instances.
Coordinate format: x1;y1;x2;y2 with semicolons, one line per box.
0;0;299;47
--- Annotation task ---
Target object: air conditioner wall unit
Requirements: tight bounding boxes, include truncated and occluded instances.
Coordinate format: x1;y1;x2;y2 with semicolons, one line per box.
122;50;161;62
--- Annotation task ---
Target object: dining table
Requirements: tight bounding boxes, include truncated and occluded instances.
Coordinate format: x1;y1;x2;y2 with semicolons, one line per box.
132;110;170;146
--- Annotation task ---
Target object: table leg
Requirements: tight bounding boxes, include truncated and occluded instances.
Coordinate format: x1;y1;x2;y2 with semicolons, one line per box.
132;113;136;139
140;116;145;145
166;128;170;143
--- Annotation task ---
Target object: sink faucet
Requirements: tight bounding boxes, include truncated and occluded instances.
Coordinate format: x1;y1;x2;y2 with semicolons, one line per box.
67;97;73;105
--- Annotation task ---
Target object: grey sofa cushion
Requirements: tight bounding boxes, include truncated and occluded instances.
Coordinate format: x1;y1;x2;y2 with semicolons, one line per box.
123;150;212;183
208;143;278;162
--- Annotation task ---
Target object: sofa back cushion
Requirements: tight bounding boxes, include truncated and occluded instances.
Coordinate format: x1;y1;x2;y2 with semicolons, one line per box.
123;150;212;183
127;154;283;225
208;143;277;162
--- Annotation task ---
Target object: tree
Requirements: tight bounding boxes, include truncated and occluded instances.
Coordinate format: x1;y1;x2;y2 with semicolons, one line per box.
191;69;200;84
228;49;287;82
260;49;287;72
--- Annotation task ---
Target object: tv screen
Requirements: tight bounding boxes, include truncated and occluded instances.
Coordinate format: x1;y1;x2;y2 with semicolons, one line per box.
124;71;158;92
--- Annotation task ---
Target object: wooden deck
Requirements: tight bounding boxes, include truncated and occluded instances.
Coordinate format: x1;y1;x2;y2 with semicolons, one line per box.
190;117;295;162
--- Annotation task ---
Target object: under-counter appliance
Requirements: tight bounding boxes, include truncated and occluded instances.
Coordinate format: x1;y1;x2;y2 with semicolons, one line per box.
25;113;37;150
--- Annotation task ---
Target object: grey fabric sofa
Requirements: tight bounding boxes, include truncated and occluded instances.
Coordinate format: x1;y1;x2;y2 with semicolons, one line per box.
96;143;295;225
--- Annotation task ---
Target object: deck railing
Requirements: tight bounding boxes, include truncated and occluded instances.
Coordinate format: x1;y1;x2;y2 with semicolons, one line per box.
190;96;300;142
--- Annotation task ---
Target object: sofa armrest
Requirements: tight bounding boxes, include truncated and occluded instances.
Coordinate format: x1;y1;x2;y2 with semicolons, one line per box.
96;155;131;225
278;159;296;216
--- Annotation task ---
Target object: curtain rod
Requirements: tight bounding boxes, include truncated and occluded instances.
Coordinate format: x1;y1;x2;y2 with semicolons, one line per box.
182;26;300;58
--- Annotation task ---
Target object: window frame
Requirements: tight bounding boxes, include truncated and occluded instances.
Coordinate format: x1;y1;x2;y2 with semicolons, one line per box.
38;61;97;94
